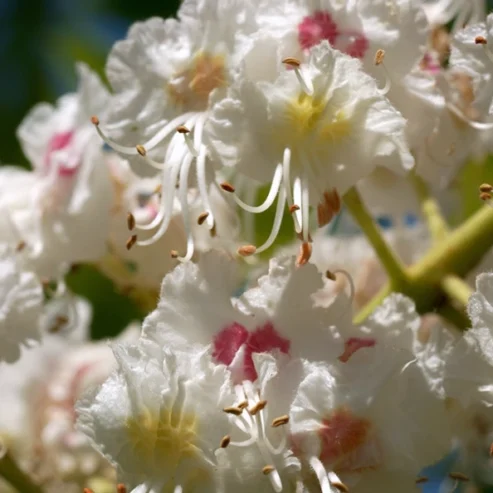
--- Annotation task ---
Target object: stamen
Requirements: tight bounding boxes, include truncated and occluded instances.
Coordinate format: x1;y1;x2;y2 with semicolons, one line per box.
197;212;210;225
296;242;312;267
136;144;147;156
83;489;94;493
49;315;69;333
475;36;487;45
254;187;287;254
293;176;303;231
90;116;99;126
309;456;332;493
480;183;493;193
416;477;429;484
234;163;283;214
248;400;267;415
176;153;195;262
220;182;236;193
238;245;257;257
328;471;349;493
301;173;310;242
374;49;391;95
15;240;26;252
220;435;231;448
171;250;179;259
126;234;137;250
263;465;276;475
283;148;302;233
446;102;493;130
271;415;289;427
117;484;127;493
317;189;341;227
289;205;300;213
177;126;198;157
282;57;314;95
480;191;492;201
449;472;469;481
127;212;136;231
196;144;215;229
237;400;249;410
223;406;244;416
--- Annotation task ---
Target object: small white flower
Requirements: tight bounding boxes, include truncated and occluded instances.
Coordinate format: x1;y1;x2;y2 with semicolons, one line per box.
0;65;113;277
257;0;428;83
208;40;413;254
76;341;233;493
0;244;43;363
94;0;257;261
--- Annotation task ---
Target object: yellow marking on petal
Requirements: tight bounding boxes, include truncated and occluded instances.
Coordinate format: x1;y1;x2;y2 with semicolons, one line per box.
125;407;199;468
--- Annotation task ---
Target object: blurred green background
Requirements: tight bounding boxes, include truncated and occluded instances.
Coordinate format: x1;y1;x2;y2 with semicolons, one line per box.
0;0;180;168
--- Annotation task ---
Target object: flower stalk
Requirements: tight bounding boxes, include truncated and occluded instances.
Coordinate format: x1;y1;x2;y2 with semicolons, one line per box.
0;441;44;493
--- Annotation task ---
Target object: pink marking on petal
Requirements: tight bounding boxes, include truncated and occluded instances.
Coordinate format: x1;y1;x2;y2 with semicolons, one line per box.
338;337;376;363
243;322;291;381
319;407;372;465
213;322;249;366
335;31;370;59
44;131;79;177
298;10;339;50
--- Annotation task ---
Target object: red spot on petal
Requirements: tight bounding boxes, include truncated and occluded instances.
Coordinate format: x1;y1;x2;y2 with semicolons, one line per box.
335;31;370;59
243;322;291;381
213;322;249;366
212;322;291;382
298;11;339;50
319;407;372;465
338;337;376;363
44;131;79;177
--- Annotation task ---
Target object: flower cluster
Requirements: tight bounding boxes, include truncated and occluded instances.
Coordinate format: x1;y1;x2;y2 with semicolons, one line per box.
5;0;493;492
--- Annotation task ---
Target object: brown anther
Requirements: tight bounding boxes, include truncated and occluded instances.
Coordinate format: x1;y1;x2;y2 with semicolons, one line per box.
374;49;385;65
220;182;235;193
271;415;289;427
238;245;257;257
117;485;128;493
50;315;69;333
126;234;138;251
326;270;337;281
415;477;429;484
136;144;147;156
480;183;493;193
480;191;492;201
475;35;487;45
197;211;210;225
331;481;349;493
289;204;300;213
90;116;99;126
220;435;231;448
83;489;95;493
154;184;162;195
237;400;248;409
177;125;190;134
262;465;275;475
223;406;244;416
170;250;179;259
282;57;301;68
15;240;26;252
248;400;267;415
210;222;217;238
317;189;341;227
449;472;469;481
296;242;312;267
127;212;136;231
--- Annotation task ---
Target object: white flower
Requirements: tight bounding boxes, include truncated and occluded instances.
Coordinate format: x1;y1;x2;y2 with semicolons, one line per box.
94;0;257;261
0;64;113;277
0;244;43;363
208;40;414;254
421;0;486;31
257;0;428;82
76;341;233;493
143;252;345;383
99;156;187;295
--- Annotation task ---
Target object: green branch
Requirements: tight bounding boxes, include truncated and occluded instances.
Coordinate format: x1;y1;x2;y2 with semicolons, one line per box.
344;187;407;283
411;173;449;243
0;442;44;493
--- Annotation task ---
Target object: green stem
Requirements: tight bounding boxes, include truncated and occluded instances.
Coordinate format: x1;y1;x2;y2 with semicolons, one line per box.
344;187;407;283
0;443;44;493
437;302;470;331
411;173;449;243
441;275;473;308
